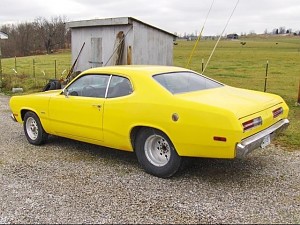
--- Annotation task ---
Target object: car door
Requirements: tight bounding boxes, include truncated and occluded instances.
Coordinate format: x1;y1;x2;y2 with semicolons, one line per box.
49;74;110;142
102;75;134;150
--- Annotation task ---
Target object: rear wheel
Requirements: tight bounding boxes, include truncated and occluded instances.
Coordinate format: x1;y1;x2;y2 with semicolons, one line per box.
23;112;48;145
135;128;182;178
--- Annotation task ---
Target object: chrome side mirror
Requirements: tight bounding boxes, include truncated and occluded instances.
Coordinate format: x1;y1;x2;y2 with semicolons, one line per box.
63;89;69;98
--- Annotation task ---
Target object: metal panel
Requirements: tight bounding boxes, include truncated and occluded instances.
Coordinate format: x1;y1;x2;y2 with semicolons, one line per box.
69;17;174;71
67;17;176;37
67;17;130;29
71;25;134;71
132;21;174;65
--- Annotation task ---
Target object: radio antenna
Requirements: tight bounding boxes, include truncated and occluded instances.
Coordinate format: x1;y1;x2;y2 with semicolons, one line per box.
202;0;240;74
186;0;215;68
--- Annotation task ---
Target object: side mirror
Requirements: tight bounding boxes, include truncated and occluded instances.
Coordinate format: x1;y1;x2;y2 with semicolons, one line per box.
63;89;69;98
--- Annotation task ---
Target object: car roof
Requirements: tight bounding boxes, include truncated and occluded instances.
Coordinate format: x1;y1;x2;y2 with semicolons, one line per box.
81;65;191;77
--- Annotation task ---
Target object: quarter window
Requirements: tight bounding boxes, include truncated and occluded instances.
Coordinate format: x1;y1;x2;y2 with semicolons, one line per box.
107;76;133;98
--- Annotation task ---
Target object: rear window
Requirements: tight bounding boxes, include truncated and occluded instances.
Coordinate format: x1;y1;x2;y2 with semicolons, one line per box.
153;72;223;94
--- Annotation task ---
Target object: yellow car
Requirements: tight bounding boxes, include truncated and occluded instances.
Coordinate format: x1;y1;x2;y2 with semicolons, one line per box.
10;65;289;178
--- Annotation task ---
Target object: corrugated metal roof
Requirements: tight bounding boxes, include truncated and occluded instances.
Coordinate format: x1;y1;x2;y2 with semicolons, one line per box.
66;17;177;37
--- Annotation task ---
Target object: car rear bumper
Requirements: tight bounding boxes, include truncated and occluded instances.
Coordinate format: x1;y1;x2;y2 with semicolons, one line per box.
235;119;289;158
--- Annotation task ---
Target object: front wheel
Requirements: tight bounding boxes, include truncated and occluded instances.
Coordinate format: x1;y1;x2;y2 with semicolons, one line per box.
135;128;182;178
23;112;48;145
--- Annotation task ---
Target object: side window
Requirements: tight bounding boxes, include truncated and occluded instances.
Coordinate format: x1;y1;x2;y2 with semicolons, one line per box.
66;74;110;98
107;76;133;98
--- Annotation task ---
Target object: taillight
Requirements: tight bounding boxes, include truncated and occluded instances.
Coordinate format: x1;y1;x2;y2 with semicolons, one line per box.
273;107;283;118
242;117;262;132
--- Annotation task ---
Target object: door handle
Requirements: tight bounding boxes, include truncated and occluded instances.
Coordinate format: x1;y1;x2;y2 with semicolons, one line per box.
92;104;102;110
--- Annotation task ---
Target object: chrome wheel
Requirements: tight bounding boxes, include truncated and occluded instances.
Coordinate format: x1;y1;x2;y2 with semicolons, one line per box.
144;134;171;167
135;128;182;178
25;117;39;141
23;112;48;145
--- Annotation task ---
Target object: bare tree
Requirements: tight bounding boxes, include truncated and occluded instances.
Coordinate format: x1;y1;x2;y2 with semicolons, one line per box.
34;16;68;54
279;26;286;34
16;22;35;56
0;16;70;57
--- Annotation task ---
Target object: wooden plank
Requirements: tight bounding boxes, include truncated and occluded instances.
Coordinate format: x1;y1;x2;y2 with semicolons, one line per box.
127;46;132;65
112;31;125;65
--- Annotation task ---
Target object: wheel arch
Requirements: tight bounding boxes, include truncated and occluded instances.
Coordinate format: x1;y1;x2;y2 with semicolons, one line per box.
20;109;38;121
131;125;182;178
20;109;50;134
130;125;171;152
22;110;49;145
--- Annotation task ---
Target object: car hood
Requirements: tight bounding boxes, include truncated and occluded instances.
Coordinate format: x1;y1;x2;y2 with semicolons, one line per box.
176;86;283;119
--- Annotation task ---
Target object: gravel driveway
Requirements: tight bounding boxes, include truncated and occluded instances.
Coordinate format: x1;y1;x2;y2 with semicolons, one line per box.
0;93;299;224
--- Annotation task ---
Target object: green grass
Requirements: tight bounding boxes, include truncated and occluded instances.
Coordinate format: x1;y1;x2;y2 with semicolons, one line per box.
0;49;71;91
1;36;299;149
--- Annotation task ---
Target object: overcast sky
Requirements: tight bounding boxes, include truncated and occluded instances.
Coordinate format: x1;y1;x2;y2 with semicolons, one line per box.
0;0;299;36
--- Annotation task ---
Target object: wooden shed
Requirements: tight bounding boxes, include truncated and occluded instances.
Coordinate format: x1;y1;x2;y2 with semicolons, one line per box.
66;17;176;72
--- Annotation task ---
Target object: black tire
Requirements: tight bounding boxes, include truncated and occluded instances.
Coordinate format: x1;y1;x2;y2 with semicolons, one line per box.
23;112;48;145
135;128;182;178
42;80;61;91
48;81;56;90
42;82;51;91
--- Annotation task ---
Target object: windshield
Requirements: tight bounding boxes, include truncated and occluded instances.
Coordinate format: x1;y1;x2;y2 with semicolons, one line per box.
153;72;223;94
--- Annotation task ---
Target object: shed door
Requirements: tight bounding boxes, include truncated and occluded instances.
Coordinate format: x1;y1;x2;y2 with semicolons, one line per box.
90;37;103;68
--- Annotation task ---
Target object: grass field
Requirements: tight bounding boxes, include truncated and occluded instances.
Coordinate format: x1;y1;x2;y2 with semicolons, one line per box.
0;49;71;90
1;35;299;148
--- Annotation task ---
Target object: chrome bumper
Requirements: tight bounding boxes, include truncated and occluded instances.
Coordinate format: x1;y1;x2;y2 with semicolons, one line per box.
10;113;17;122
236;119;289;159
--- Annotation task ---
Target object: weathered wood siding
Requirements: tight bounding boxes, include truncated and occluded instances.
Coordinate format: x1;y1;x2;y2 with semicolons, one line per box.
69;17;175;72
71;25;133;71
132;21;174;65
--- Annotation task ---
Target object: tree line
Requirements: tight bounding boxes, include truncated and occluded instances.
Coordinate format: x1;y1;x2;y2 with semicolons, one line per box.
0;16;70;58
266;27;300;36
175;26;300;39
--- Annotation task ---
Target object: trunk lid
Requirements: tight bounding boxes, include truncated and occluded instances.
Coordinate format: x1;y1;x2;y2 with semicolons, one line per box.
176;86;282;119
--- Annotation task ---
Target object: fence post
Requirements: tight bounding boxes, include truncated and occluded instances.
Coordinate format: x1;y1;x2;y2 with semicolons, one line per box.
14;56;17;71
54;59;57;79
33;58;36;87
297;79;300;105
0;58;2;91
264;60;269;92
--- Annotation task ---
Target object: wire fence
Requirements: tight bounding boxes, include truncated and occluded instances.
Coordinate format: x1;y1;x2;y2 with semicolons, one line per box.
0;56;71;91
